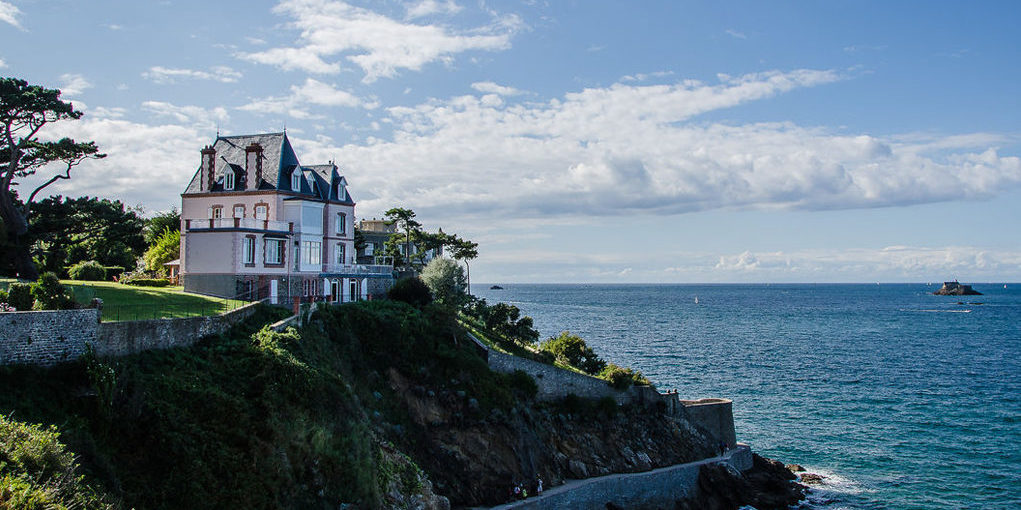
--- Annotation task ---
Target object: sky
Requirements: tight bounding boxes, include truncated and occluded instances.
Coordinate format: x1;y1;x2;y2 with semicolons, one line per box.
2;0;1020;283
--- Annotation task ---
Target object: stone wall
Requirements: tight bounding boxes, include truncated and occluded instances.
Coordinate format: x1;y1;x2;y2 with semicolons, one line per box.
92;300;262;357
0;309;100;367
492;445;753;510
0;301;263;366
681;398;737;447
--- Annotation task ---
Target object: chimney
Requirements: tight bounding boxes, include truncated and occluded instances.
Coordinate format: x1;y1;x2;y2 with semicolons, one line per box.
201;145;216;192
245;142;263;190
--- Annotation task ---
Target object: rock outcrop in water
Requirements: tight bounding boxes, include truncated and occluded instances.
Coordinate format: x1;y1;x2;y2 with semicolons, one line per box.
934;281;982;295
676;454;807;510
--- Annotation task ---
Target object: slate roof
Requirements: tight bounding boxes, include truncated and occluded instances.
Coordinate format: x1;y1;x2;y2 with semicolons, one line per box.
182;132;354;204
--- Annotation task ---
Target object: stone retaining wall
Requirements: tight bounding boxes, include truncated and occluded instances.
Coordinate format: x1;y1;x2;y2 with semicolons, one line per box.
681;398;737;447
0;301;263;366
0;309;100;367
92;301;262;357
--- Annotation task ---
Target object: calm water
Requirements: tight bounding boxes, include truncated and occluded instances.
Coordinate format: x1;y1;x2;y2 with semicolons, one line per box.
473;283;1021;510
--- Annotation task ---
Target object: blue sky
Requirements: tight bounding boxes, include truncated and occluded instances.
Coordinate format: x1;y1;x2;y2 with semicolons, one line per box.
3;0;1020;282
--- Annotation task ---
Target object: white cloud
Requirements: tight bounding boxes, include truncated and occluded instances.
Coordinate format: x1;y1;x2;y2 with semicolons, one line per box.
620;71;675;82
286;68;1021;225
142;66;242;84
240;0;522;82
725;29;747;39
0;1;22;29
0;58;6;68
239;78;368;119
142;101;229;129
105;23;123;30
471;81;523;96
406;0;462;19
59;73;92;97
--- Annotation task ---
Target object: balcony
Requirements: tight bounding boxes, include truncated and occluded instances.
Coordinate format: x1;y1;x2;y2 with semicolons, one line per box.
186;218;291;233
322;263;394;276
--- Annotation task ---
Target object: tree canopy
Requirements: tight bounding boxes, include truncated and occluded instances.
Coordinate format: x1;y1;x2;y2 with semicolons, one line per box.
1;77;104;279
28;195;146;276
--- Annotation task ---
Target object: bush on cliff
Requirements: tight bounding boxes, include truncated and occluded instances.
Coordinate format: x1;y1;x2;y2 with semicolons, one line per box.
387;276;432;307
599;363;650;390
540;331;606;375
0;414;112;509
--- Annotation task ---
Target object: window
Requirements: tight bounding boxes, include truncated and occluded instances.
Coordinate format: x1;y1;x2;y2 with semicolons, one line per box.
266;239;284;264
225;171;235;190
255;205;268;220
336;213;346;235
233;205;245;218
338;185;346;201
365;243;374;256
302;241;321;265
336;243;345;265
243;237;255;264
291;171;301;192
209;206;223;219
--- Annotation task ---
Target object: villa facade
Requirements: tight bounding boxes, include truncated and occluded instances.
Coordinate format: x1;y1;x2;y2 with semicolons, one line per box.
180;132;394;303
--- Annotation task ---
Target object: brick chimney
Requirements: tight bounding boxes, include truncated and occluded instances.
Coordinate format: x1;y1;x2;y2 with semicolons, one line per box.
201;145;216;192
245;142;263;190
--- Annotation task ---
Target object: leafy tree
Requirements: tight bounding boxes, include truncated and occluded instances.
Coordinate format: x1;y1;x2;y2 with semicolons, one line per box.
143;227;180;275
1;77;105;279
144;207;180;246
419;257;468;308
28;196;146;275
447;235;479;295
383;207;421;269
540;331;606;375
68;260;106;281
598;363;650;389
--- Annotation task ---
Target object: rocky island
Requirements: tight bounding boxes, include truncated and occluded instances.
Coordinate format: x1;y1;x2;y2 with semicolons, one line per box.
934;281;982;296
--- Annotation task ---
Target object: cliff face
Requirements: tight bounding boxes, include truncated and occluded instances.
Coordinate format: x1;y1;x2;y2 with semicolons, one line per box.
389;368;716;505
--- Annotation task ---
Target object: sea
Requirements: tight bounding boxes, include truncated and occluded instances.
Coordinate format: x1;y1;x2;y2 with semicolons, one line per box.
472;283;1021;510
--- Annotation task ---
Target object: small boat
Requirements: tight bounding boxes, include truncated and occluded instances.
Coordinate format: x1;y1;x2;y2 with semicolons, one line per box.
490;285;504;290
694;296;699;304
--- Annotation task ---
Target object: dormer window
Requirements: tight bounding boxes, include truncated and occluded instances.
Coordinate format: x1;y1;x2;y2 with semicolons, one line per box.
291;171;301;192
338;185;346;201
225;171;235;190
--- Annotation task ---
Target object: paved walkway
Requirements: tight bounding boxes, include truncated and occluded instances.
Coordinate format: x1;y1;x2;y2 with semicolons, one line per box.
482;444;752;510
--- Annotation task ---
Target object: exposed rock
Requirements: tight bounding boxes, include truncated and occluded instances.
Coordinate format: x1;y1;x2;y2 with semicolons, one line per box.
676;454;806;510
934;281;982;295
799;472;826;485
786;463;805;472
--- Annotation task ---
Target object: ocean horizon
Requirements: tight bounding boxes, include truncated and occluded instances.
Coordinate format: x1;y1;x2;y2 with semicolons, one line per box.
474;283;1021;510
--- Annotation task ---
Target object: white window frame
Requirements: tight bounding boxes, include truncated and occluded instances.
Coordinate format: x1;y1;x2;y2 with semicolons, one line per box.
233;205;245;218
243;237;255;264
336;213;346;235
302;241;321;265
255;205;268;220
336;243;345;265
209;206;223;219
291;171;301;192
266;239;283;264
225;171;235;190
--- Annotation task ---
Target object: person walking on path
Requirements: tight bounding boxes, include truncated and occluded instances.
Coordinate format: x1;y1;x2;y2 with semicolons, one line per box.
536;476;543;495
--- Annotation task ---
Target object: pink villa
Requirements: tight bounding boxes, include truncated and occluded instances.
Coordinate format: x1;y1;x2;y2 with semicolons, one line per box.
180;132;394;303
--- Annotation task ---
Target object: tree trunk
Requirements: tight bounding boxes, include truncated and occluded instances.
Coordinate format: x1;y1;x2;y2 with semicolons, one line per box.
465;261;471;296
0;194;37;279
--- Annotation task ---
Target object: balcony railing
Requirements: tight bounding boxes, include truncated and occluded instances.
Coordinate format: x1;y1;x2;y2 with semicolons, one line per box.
187;218;291;232
322;263;394;275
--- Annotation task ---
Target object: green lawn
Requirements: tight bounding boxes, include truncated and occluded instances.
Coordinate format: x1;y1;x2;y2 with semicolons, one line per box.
61;280;250;322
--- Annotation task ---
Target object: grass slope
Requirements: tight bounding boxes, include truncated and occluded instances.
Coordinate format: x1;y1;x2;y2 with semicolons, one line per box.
61;280;248;321
0;300;527;509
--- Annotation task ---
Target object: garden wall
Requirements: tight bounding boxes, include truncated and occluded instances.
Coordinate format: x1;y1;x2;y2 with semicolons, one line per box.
0;309;100;367
0;301;263;366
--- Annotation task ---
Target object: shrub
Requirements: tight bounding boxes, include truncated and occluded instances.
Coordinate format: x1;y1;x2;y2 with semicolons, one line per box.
122;278;171;287
506;370;538;399
7;283;34;311
540;331;606;375
599;363;650;390
68;260;107;281
0;289;6;303
387;277;432;307
31;272;77;310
